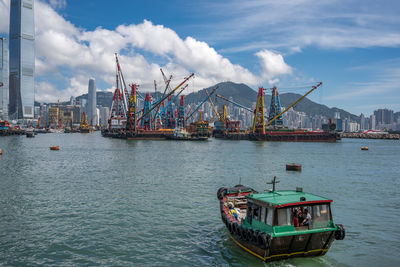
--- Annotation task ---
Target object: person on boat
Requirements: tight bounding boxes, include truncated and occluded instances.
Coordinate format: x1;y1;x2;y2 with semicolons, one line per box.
229;206;239;220
301;208;311;226
293;209;300;227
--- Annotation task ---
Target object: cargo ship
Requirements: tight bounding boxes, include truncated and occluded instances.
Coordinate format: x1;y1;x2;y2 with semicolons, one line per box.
217;179;345;262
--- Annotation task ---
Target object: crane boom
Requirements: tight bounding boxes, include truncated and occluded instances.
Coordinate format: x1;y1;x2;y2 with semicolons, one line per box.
215;94;253;112
206;90;225;131
266;82;323;127
186;86;218;122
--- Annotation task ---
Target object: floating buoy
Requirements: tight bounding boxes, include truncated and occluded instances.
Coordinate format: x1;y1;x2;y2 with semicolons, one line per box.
286;163;302;171
50;146;60;151
0;148;2;155
361;146;369;151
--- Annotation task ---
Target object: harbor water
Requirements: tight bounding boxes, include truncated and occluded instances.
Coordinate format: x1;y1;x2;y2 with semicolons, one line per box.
0;133;399;266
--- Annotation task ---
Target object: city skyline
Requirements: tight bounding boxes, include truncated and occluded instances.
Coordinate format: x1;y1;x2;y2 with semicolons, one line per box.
0;0;399;116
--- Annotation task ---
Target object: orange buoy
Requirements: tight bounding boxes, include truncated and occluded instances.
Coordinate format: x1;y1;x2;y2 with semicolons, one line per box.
286;163;302;171
50;146;60;151
0;148;2;155
361;146;369;151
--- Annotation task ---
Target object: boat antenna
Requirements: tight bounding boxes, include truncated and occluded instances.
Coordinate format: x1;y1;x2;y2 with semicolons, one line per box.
267;176;280;192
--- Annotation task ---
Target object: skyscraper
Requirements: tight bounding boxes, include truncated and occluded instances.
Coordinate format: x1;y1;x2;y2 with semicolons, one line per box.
9;0;35;119
0;37;9;120
87;78;97;125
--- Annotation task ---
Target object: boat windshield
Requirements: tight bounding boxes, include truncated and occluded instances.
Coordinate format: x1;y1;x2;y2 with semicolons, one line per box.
247;205;274;225
277;204;331;229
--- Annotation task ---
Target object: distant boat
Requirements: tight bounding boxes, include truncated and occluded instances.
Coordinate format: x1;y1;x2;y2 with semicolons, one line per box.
361;146;369;150
363;130;389;134
165;128;208;141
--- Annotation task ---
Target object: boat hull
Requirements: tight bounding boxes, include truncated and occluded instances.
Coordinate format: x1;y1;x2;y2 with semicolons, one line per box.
249;131;340;142
165;135;208;141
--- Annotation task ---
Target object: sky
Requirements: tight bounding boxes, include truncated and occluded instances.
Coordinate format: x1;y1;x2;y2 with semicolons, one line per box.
0;0;399;116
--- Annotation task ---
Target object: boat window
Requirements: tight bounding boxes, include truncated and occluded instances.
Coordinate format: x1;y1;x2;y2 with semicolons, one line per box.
261;207;266;223
277;208;292;226
246;207;252;224
266;207;273;225
311;204;331;228
253;206;260;220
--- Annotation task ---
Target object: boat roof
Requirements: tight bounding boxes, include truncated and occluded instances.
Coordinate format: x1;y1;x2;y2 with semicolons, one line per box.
248;190;332;207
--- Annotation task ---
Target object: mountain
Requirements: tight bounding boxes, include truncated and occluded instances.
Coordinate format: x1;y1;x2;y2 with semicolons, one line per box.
184;81;257;108
65;81;359;121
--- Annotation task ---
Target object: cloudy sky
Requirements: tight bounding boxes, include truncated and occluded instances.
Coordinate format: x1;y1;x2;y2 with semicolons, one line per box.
0;0;399;115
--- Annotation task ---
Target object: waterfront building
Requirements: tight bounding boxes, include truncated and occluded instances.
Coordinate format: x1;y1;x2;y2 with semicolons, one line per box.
9;0;35;119
360;113;368;131
87;78;97;125
48;107;59;126
374;109;394;125
0;37;8;120
39;104;47;127
370;115;376;130
100;106;109;127
34;105;40;118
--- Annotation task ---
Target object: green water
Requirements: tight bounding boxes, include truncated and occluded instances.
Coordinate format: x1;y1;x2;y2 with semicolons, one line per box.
0;133;399;266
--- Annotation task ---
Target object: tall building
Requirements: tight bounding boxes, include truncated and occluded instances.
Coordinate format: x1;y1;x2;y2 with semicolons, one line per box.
87;78;97;125
370;115;376;130
374;109;394;125
0;37;9;120
9;0;35;119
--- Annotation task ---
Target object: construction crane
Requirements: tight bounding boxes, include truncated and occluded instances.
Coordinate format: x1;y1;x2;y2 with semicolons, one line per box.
268;86;283;126
206;90;225;131
80;112;89;128
266;82;323;127
138;73;195;122
153;69;173;120
186;86;218;122
115;53;129;112
154;84;188;121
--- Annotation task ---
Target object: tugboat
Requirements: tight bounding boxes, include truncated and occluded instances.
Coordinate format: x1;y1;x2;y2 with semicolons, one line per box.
217;177;345;262
165;127;208;141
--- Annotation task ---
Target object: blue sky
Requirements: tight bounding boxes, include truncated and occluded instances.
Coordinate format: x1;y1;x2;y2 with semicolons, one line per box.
0;0;399;116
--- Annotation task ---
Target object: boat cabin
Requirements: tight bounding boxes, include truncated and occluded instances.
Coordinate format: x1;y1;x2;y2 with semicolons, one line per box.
242;189;335;235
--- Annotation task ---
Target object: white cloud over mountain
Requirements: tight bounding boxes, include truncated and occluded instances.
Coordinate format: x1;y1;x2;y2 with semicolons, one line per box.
0;0;293;102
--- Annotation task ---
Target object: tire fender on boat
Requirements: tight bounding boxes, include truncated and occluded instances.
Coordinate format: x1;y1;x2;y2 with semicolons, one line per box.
252;230;260;244
232;223;239;235
228;222;234;234
257;233;269;250
335;224;345;240
217;187;227;200
239;226;246;240
246;229;254;241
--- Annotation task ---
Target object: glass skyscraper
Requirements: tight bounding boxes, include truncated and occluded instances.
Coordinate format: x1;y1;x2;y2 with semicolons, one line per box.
87;78;97;125
9;0;35;119
0;37;9;120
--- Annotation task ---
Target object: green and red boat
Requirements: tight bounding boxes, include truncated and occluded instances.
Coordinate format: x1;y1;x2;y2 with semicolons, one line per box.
217;179;345;262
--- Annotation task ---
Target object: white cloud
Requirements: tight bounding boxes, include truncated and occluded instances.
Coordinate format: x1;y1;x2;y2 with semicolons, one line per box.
2;0;294;102
32;3;293;102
